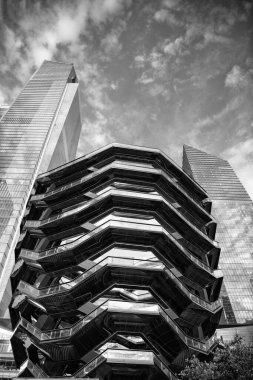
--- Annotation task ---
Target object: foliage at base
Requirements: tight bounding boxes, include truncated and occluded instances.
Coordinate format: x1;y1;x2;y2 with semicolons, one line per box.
178;335;253;380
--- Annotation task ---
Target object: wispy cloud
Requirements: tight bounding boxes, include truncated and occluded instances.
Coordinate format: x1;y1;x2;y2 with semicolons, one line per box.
78;111;113;156
0;0;131;101
0;0;133;156
0;0;253;199
136;75;154;85
223;139;253;200
225;65;249;90
100;19;126;56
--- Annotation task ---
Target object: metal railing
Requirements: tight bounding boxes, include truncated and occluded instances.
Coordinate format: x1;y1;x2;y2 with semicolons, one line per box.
18;359;48;378
0;369;19;378
74;348;178;379
17;256;222;312
18;298;218;354
20;298;108;341
30;161;209;218
25;187;218;252
20;219;215;275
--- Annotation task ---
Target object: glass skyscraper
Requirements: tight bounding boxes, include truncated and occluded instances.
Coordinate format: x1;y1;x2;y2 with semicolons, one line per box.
0;60;81;318
183;145;253;343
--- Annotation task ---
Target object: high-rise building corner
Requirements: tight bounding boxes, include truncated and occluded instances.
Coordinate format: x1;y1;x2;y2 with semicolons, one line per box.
182;144;253;344
0;59;82;378
0;59;82;325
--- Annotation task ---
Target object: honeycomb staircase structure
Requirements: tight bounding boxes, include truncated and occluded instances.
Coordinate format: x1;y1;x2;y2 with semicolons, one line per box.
10;144;223;379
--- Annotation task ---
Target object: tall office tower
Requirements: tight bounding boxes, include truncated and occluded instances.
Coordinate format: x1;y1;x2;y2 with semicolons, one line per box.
183;145;253;343
10;144;223;379
0;326;19;379
0;59;81;319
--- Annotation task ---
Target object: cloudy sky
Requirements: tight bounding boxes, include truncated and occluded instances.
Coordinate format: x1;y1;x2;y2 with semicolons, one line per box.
0;0;253;198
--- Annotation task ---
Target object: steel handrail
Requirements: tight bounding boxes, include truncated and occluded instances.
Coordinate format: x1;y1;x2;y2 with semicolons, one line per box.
20;298;109;341
74;347;178;379
18;256;162;296
30;161;210;219
21;218;214;274
19;298;218;354
18;255;222;311
25;188;218;254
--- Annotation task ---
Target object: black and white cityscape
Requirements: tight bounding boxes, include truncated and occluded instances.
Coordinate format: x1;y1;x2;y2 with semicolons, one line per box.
0;1;253;379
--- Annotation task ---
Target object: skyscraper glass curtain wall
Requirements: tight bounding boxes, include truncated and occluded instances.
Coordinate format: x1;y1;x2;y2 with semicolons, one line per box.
0;60;81;317
0;105;9;120
183;145;253;328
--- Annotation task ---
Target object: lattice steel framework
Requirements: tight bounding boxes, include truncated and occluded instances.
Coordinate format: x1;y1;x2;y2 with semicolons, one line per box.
10;144;223;379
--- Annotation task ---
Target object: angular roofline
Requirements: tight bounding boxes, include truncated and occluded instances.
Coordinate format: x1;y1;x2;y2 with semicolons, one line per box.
182;144;215;194
183;144;228;164
43;59;73;66
37;142;208;196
